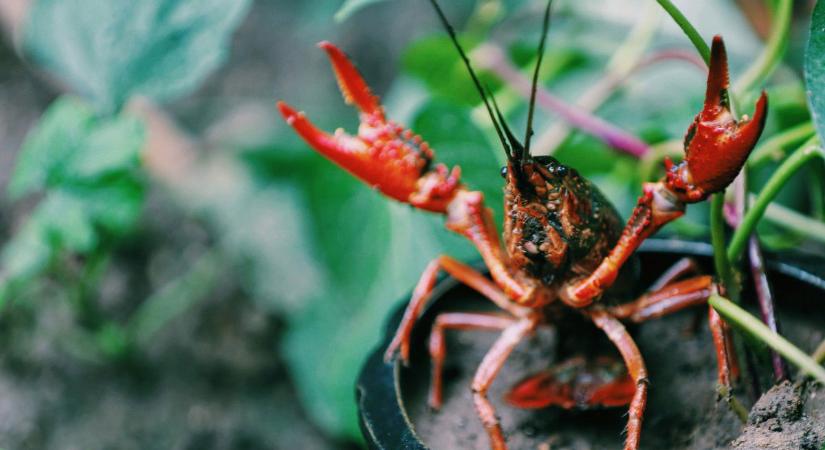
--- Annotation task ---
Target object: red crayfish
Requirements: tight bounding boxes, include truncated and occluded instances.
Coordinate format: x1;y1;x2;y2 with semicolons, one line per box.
277;1;767;448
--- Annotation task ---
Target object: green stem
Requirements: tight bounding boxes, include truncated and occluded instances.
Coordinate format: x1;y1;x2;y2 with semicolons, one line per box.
711;193;735;296
717;384;750;423
655;0;710;64
756;195;825;245
748;121;816;168
728;137;822;262
709;295;825;383
813;340;825;364
733;0;793;97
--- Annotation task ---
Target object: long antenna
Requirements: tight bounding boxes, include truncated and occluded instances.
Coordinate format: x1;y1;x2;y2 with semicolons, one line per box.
487;85;524;160
523;0;554;161
427;0;513;160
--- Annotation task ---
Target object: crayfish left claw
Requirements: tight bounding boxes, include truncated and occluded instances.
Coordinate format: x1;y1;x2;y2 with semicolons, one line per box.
665;35;768;203
318;41;384;119
279;41;462;213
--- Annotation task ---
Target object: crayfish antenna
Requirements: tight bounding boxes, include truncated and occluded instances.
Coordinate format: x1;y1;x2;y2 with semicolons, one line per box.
523;0;554;160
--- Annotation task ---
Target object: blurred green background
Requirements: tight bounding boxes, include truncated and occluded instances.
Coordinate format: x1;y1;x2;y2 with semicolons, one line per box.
0;0;820;448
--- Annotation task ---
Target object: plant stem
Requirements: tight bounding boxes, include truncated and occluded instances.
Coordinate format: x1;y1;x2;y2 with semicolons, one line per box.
756;195;825;245
748;236;788;381
534;4;659;155
749;121;816;168
711;194;736;298
709;295;825;383
656;0;711;63
474;43;651;157
537;49;706;155
717;384;750;423
813;340;825;364
733;0;793;97
728;137;822;263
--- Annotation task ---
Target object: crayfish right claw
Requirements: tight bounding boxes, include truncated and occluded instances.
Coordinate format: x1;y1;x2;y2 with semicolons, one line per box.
664;35;768;203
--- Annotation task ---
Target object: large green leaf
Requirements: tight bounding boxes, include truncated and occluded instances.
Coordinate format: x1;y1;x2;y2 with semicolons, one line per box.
24;0;251;113
806;0;825;142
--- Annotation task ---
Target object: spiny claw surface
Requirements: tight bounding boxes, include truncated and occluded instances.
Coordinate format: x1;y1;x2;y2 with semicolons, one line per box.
505;355;635;410
278;42;460;213
665;35;768;203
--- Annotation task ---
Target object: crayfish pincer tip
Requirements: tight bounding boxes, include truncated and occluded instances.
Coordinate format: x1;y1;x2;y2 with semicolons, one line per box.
704;36;730;111
276;101;297;119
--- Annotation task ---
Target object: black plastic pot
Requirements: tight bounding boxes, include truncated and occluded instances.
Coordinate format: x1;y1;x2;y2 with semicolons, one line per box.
356;239;825;450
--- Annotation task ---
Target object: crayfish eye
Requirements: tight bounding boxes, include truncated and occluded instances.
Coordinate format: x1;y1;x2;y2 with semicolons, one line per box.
500;166;508;178
555;165;568;177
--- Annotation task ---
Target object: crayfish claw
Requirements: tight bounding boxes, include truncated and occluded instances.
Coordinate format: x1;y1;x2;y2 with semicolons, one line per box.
318;41;384;119
666;35;768;203
702;35;731;116
277;100;368;164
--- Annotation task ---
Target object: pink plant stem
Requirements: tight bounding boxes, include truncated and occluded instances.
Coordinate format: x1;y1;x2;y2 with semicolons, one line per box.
634;48;707;72
535;48;707;155
474;43;651;158
748;235;789;381
726;169;788;383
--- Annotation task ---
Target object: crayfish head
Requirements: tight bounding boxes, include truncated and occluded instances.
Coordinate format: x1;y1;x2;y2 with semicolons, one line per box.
502;156;623;288
665;35;768;203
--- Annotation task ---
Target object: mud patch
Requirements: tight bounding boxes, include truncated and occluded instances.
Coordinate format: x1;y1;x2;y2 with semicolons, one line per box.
731;381;825;450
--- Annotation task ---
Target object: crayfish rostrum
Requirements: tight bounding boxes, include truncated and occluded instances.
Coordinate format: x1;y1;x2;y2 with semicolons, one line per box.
277;1;767;448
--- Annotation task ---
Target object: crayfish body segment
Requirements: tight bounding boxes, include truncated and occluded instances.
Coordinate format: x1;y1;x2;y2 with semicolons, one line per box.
278;21;766;450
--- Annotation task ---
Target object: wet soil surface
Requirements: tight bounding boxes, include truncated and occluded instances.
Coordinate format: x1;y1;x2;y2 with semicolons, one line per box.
399;252;825;450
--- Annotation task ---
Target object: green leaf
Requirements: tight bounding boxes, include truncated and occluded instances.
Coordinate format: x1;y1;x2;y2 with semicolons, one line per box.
24;0;252;113
335;0;390;22
2;96;146;292
0;222;51;286
9;96;145;200
8;97;94;199
403;35;501;107
805;0;825;142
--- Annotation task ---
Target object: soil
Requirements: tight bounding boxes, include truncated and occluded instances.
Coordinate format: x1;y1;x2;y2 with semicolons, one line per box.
398;251;825;450
732;381;825;450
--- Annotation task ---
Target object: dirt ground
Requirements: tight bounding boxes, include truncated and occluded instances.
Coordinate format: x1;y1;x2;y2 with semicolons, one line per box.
399;251;825;450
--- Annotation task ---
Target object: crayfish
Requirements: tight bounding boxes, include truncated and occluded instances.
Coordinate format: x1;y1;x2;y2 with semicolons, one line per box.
277;1;767;449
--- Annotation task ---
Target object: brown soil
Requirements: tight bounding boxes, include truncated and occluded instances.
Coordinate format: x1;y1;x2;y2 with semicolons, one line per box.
732;381;825;449
398;252;825;450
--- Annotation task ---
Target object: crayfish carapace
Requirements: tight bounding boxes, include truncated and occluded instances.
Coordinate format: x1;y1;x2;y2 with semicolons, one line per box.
277;1;767;448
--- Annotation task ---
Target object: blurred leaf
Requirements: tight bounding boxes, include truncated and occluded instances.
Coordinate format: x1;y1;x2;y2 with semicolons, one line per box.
2;95;145;292
805;0;825;143
403;35;502;106
335;0;390;22
9;97;144;199
411;100;504;220
129;252;218;346
24;0;252;113
8;97;93;199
